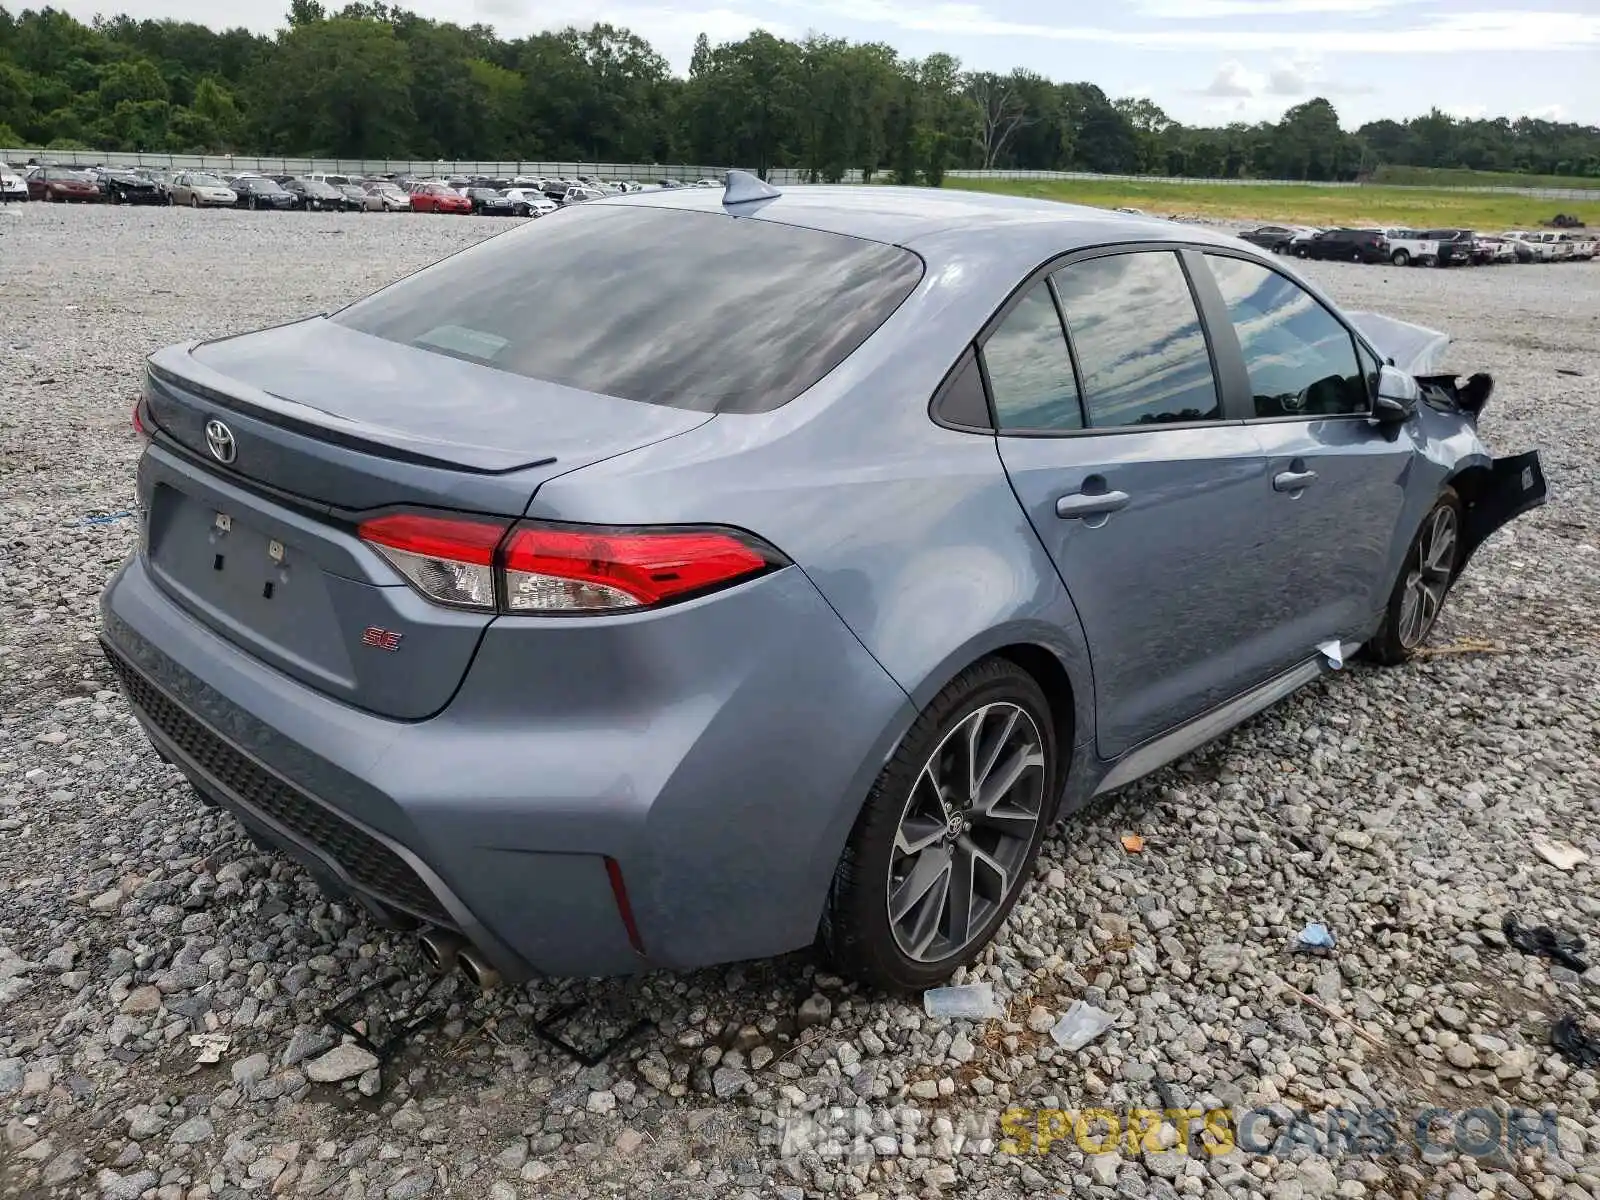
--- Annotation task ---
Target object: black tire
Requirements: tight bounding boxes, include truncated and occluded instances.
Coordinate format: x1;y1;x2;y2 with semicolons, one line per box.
190;194;199;209
249;196;258;211
1364;488;1462;666
820;656;1059;991
1391;249;1410;267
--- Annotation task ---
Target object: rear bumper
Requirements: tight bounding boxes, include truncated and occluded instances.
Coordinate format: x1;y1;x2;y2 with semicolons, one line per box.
100;549;913;980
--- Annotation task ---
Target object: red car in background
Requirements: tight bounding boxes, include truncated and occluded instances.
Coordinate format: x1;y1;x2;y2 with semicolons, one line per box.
26;166;101;202
407;183;472;214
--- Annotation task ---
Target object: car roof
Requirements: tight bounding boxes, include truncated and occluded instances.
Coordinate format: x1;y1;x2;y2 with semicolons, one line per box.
592;184;1248;269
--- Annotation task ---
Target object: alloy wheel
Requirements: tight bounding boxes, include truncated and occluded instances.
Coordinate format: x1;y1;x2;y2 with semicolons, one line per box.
1398;505;1457;649
886;702;1046;963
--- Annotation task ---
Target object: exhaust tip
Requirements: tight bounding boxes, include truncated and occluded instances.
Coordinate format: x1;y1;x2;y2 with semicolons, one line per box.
457;947;501;992
417;929;464;974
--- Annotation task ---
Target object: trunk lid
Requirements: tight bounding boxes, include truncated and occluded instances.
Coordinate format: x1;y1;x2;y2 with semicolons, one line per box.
138;318;711;719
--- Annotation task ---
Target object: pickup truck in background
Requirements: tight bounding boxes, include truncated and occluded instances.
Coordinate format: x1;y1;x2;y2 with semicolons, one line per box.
1376;228;1439;266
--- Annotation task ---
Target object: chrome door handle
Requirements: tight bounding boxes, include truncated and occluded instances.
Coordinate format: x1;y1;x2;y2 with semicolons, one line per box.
1273;470;1318;492
1056;490;1131;519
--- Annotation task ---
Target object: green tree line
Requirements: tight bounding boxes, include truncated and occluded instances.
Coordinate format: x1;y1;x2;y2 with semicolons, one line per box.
2;2;1598;182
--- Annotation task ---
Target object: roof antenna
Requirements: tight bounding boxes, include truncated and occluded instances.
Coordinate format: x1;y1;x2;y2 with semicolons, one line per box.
722;169;781;213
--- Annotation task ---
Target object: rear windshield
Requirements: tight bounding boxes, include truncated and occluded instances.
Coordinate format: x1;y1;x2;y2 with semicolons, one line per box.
331;204;925;413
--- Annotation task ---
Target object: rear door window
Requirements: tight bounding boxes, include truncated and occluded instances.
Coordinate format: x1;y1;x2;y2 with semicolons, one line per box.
981;283;1083;431
333;205;923;413
1050;252;1220;428
1204;255;1368;418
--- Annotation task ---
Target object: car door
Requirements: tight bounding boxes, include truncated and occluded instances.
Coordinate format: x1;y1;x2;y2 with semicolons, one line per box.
1190;251;1414;665
989;247;1283;761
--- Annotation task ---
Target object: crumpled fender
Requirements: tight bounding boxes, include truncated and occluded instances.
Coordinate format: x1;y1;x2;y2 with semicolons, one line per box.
1347;310;1451;374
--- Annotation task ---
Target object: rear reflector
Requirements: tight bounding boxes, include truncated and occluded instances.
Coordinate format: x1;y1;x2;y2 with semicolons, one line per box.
133;398;150;440
358;512;783;615
604;856;646;955
358;513;508;611
502;524;775;613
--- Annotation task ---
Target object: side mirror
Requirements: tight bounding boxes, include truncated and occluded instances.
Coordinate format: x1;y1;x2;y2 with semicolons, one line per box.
1372;365;1419;425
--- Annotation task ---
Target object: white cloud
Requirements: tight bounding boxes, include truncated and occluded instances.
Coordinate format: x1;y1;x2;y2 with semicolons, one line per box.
1268;66;1308;95
773;0;1600;53
1203;62;1263;97
1136;0;1408;16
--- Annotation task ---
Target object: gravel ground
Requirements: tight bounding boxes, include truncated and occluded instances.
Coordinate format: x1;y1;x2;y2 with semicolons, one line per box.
2;202;1598;1200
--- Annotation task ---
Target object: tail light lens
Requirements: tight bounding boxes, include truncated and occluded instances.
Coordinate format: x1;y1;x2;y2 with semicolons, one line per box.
359;513;506;610
358;513;783;615
133;397;150;441
502;524;776;613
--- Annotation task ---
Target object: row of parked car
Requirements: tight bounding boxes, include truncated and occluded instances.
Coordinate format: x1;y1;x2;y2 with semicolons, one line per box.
0;161;727;214
1234;223;1598;265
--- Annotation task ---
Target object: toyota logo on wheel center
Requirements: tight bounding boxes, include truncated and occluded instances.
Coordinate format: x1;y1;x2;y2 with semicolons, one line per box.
204;419;236;464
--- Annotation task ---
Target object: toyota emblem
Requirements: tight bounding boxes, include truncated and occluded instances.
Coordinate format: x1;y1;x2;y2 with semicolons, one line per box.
204;419;237;465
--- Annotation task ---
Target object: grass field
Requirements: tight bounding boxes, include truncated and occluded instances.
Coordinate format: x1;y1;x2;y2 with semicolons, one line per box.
949;177;1593;230
1370;164;1600;191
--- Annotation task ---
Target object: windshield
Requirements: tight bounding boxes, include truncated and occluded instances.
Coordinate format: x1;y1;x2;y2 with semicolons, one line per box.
332;205;924;414
55;170;92;183
187;174;225;187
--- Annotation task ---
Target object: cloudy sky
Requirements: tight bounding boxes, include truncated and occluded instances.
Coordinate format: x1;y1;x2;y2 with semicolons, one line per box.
50;0;1600;127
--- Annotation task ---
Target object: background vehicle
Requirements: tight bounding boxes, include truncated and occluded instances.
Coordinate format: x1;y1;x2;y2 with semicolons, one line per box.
96;169;165;205
408;182;472;214
232;177;298;210
168;172;237;208
1296;228;1390;263
561;184;605;204
275;177;345;211
1376;228;1439;266
1472;235;1518;264
364;182;412;211
1234;225;1312;254
1558;232;1597;261
1423;228;1475;266
338;183;381;212
1503;231;1556;262
102;180;1544;992
465;187;516;215
501;188;556;217
25;166;99;202
1;162;27;201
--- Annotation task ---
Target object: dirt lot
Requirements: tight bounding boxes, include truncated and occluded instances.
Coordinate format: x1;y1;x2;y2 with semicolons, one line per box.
1;202;1598;1200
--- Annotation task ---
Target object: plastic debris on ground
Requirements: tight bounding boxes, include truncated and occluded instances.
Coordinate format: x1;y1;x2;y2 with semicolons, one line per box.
1050;1000;1115;1051
189;1033;231;1064
79;510;134;526
1553;1015;1600;1067
1294;922;1337;951
922;982;1004;1020
1120;833;1145;853
1503;916;1589;972
1532;838;1589;872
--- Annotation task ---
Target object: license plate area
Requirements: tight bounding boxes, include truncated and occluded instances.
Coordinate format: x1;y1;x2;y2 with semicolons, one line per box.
146;484;354;686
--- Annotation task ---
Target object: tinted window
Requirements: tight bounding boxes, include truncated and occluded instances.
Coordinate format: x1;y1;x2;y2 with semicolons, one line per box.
1205;255;1368;418
334;205;924;413
1051;252;1219;428
982;284;1083;431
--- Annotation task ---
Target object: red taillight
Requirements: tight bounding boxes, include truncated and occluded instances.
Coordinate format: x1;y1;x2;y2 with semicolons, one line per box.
133;398;149;440
358;512;781;614
501;523;775;613
359;513;508;611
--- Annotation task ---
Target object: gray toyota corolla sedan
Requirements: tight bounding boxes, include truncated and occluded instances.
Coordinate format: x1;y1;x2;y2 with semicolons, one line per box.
101;174;1545;991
